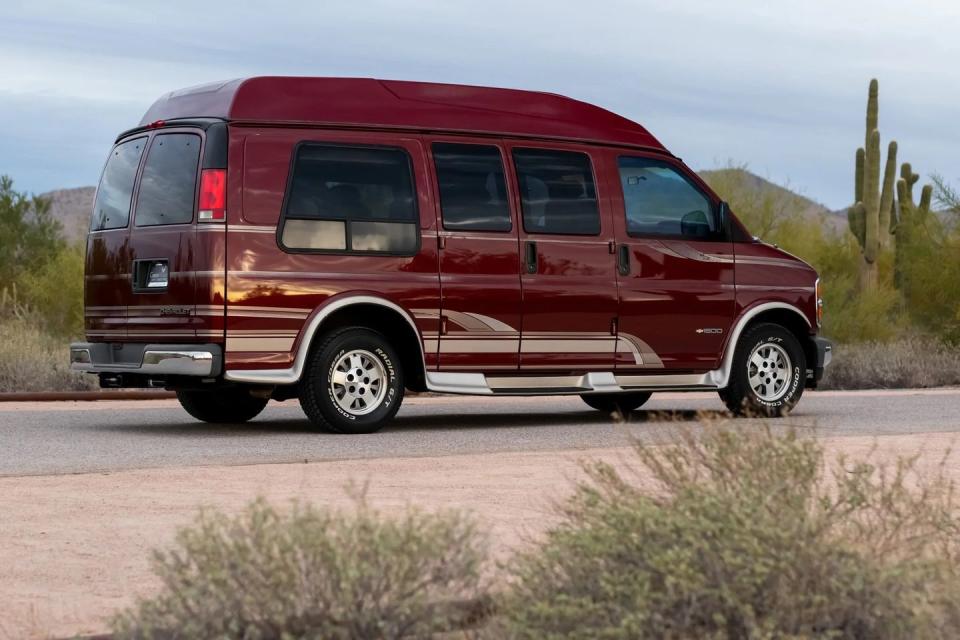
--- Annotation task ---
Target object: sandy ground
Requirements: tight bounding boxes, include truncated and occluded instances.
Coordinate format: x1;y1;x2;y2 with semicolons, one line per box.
2;431;959;639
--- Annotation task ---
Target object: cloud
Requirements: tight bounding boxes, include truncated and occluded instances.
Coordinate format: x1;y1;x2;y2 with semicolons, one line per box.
1;0;957;208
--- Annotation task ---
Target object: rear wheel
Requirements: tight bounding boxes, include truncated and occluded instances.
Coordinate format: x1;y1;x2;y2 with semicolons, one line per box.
581;392;652;414
176;388;269;424
720;322;806;417
299;328;404;434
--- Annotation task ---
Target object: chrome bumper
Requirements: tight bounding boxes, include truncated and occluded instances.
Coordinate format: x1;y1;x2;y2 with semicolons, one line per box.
70;343;222;377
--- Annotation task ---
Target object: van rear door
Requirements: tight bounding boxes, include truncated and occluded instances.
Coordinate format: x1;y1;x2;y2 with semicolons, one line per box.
85;136;148;341
126;131;200;341
125;128;224;343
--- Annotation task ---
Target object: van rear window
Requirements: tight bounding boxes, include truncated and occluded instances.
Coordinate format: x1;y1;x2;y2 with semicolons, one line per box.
135;133;201;227
90;137;146;231
280;144;418;255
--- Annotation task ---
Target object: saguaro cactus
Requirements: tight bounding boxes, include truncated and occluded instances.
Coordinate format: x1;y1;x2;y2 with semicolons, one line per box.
894;162;934;297
848;79;898;291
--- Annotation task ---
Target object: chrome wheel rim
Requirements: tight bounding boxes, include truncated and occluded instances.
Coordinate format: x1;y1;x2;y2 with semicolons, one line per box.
330;349;387;416
747;342;792;402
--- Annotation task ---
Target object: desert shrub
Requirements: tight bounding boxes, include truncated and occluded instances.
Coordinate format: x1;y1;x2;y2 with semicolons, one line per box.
495;427;960;639
820;335;960;390
0;175;63;286
897;228;960;344
0;312;95;392
17;242;85;338
112;498;488;640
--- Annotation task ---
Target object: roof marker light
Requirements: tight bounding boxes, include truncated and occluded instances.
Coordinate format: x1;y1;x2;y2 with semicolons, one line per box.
147;120;166;129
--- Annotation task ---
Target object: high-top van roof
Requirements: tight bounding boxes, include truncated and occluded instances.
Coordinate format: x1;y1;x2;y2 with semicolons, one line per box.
137;76;667;152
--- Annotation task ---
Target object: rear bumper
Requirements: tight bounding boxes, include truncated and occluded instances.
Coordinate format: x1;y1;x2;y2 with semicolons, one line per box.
69;342;223;377
806;336;833;388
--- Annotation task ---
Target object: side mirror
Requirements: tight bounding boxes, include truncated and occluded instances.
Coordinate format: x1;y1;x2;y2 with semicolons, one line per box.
717;201;729;232
680;210;711;238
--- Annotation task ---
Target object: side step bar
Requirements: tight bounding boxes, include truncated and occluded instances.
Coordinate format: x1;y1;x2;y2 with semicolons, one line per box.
425;371;722;396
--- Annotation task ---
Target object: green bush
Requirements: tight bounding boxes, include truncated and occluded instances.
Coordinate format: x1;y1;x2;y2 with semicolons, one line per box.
495;427;960;639
17;242;85;338
112;498;488;640
0;175;63;287
896;229;960;344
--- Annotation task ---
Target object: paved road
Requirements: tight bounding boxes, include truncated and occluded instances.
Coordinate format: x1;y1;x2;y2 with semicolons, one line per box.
1;389;958;476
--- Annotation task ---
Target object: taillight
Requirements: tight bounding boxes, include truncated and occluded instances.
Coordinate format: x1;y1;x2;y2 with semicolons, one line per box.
198;169;226;222
815;278;824;327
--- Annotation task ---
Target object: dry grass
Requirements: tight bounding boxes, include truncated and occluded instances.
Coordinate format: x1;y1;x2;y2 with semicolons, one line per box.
0;316;95;392
820;336;960;390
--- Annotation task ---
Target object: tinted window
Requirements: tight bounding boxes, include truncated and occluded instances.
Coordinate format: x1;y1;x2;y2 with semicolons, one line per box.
135;134;201;227
433;143;511;231
513;148;599;235
618;157;716;238
91;137;146;231
282;144;418;254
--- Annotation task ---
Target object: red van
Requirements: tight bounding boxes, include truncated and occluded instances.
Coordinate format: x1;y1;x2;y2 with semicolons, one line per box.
71;77;831;433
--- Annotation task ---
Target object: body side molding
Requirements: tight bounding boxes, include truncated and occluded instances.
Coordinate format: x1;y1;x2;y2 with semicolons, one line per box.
224;295;427;385
423;302;810;396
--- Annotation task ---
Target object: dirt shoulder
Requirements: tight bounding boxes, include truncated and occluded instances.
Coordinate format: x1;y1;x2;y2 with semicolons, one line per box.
1;432;958;639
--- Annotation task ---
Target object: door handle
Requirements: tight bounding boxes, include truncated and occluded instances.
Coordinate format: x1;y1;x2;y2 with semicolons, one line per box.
617;244;631;276
525;241;538;274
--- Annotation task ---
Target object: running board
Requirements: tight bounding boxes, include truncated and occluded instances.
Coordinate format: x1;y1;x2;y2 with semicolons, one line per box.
425;371;722;396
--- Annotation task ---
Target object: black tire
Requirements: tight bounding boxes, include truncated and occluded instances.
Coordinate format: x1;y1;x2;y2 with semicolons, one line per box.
581;391;652;414
176;388;269;424
720;322;806;417
298;327;404;434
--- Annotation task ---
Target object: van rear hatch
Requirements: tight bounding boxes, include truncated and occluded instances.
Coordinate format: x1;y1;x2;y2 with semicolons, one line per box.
84;121;227;344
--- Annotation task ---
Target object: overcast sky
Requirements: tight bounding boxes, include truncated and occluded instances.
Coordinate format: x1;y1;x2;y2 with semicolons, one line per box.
1;0;957;209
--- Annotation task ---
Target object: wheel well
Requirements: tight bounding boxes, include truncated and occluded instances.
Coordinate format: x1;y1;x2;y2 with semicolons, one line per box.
310;303;427;392
740;309;815;369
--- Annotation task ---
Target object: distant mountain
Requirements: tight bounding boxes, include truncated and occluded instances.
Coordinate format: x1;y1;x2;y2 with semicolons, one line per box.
40;187;95;244
698;168;847;233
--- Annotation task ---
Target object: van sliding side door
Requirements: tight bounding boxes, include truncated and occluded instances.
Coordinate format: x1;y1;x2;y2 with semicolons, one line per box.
428;136;523;371
507;141;619;372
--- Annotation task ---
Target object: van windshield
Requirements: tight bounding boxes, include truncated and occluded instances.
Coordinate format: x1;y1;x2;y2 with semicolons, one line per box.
90;137;146;231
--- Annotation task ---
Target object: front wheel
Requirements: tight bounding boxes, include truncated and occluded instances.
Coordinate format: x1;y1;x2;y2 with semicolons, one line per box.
298;328;404;434
581;391;652;415
176;388;269;424
720;322;806;417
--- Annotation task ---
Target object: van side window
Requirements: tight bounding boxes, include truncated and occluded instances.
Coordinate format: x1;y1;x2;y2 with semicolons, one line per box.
513;148;600;235
91;137;146;231
281;144;418;254
618;157;717;239
432;143;511;231
135;133;202;227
